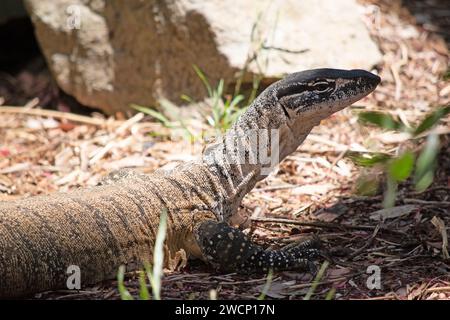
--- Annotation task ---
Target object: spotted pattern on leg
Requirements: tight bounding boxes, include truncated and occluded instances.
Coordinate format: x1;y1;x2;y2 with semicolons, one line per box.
194;220;322;274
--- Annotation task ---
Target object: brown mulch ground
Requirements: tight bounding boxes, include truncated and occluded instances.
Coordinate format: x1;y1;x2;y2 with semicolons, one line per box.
0;0;449;299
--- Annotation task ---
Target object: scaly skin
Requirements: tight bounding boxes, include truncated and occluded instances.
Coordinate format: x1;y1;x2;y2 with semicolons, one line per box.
0;69;380;298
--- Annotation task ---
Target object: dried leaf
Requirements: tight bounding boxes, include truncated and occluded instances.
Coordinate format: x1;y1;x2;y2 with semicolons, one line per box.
369;205;417;220
291;183;335;195
0;162;31;174
255;281;292;299
431;216;449;260
355;173;380;196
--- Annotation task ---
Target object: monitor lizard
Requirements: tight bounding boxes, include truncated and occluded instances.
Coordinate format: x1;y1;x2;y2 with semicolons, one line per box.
0;68;380;298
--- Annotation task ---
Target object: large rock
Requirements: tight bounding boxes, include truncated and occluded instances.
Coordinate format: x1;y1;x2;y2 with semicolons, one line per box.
25;0;381;115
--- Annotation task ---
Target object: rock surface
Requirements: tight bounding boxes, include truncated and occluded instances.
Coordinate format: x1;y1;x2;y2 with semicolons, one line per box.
25;0;382;114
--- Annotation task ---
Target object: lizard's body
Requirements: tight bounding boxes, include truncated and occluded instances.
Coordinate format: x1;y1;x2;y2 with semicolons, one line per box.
0;69;380;298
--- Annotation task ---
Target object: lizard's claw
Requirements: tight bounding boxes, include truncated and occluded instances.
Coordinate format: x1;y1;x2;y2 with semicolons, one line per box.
307;260;319;277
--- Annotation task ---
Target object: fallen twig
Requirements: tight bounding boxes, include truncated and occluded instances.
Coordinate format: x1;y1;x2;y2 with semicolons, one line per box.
251;217;406;235
349;223;381;259
0;106;117;126
404;198;450;207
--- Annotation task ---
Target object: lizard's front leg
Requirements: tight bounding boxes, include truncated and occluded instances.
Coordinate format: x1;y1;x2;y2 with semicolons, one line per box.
194;220;321;274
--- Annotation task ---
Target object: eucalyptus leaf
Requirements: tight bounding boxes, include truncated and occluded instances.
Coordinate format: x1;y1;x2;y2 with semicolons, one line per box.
414;106;450;136
345;151;391;167
358;111;405;131
388;151;414;182
414;134;439;191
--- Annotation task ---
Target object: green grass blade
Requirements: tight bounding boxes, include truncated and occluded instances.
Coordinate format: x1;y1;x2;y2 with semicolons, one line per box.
131;104;171;127
257;269;274;300
138;271;150;300
229;94;245;109
117;265;134;300
383;176;398;209
143;261;153;290
206;115;215;128
304;261;329;300
247;76;262;105
193;65;213;97
209;289;218;300
158;98;182;120
149;209;168;300
325;287;336;300
216;79;224;98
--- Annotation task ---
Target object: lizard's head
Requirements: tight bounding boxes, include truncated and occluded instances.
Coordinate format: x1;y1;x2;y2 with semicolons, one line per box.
219;68;380;181
271;68;380;125
233;68;381;162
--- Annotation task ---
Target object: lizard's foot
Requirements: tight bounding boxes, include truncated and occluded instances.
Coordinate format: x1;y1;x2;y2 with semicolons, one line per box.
194;220;324;274
281;235;333;260
279;235;334;276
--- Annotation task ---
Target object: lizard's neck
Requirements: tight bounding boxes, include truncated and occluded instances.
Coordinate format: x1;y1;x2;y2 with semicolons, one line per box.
202;98;314;220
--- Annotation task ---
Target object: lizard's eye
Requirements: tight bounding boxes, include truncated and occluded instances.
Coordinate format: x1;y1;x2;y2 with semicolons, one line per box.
312;81;330;92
